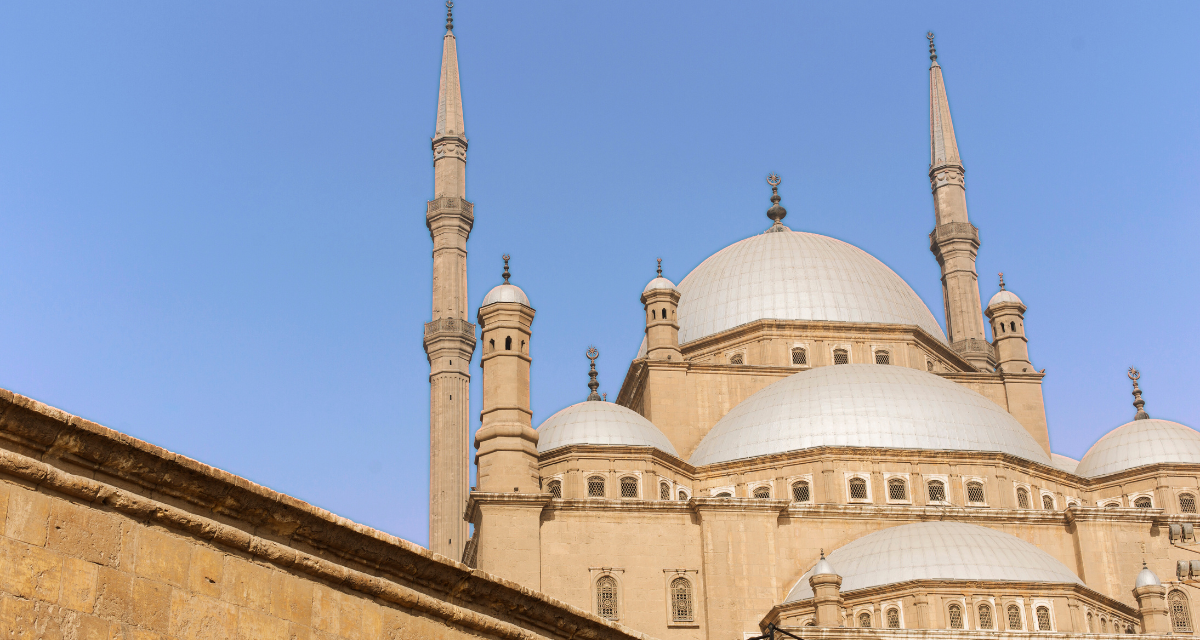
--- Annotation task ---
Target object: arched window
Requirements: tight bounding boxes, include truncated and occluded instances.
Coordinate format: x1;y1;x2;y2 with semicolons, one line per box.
927;360;934;371
595;575;618;620
1183;493;1198;513
948;603;964;629
715;492;732;498
520;340;525;353
1036;606;1052;631
670;577;694;623
875;350;891;365
1135;496;1153;508
792;347;807;365
488;338;495;351
547;480;562;498
753;486;771;499
1104;501;1120;509
1101;618;1108;633
1010;321;1017;332
848;477;868;500
966;481;986;504
620;477;638;498
587;476;605;497
858;612;872;628
660;481;670;500
678;489;688;501
504;336;512;350
1087;612;1094;632
1042;494;1055;510
792;481;811;503
833;349;849;365
1017;487;1031;509
651;309;656;319
999;322;1005;333
729;353;744;365
978;603;994;630
1170;590;1193;632
927;480;946;502
1007;604;1023;630
887;477;907;501
886;607;900;629
660;307;666;319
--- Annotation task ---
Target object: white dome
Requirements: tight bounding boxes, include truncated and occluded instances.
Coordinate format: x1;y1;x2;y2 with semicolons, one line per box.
1075;418;1200;478
643;276;677;294
536;401;678;457
1136;564;1161;588
988;290;1024;308
676;230;946;344
689;364;1050;466
481;283;530;307
1050;453;1080;474
785;522;1082;602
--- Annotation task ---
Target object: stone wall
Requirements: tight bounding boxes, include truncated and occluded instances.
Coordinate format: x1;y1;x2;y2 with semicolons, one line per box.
0;387;653;640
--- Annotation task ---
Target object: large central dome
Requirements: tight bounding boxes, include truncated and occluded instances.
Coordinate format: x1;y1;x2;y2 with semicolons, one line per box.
676;230;946;344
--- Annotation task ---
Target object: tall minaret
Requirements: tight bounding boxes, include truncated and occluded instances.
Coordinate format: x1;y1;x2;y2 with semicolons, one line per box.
926;33;993;371
423;0;475;561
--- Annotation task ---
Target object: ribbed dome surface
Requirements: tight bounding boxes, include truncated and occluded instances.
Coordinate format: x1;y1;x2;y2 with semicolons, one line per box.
676;231;946;344
785;522;1082;602
689;364;1050;466
481;283;530;307
1075;418;1200;478
536;401;678;456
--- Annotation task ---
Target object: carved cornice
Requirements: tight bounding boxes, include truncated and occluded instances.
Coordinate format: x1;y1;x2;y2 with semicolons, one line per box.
465;492;553;522
538;443;693;474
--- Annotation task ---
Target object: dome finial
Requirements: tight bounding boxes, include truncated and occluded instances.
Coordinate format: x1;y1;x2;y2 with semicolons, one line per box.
445;0;454;32
765;173;788;231
501;254;511;284
586;346;601;401
656;258;662;278
927;31;937;63
1129;367;1150;420
998;272;1005;291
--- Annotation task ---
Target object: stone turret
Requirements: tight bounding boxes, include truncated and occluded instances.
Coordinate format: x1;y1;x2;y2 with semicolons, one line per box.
985;273;1034;373
1134;562;1169;634
641;259;681;361
809;552;843;627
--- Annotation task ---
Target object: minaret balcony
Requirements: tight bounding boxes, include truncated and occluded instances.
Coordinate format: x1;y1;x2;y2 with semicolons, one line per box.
928;221;979;249
950;337;997;363
426;197;475;230
424;317;477;341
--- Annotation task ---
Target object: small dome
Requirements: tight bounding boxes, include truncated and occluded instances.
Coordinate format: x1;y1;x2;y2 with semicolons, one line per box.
812;556;837;577
1136;564;1161;588
643;276;677;294
481;283;530;308
1075;418;1200;477
785;522;1082;602
987;290;1024;308
536;401;678;457
676;231;946;344
1050;453;1080;474
689;364;1050;466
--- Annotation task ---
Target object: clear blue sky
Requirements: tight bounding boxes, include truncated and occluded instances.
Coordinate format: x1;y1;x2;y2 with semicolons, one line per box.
1;2;1196;546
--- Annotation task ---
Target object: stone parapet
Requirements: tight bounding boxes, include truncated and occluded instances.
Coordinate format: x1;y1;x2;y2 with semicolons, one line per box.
928;221;979;249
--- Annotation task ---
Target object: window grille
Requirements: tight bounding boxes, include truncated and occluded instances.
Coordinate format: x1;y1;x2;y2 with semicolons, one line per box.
1171;590;1193;632
1104;501;1120;509
620;477;638;498
948;603;964;629
660;482;670;500
848;477;868;500
833;349;849;365
1042;494;1054;510
978;604;994;630
753;486;771;499
1135;496;1153;508
678;489;688;501
729;353;744;365
858;612;872;628
966;481;985;504
927;480;946;502
595;576;618;620
792;348;807;365
1017;487;1031;509
1007;605;1023;630
875;350;890;365
547;480;561;499
670;577;693;623
886;608;900;629
1087;612;1094;632
715;492;732;498
587;476;605;497
887;477;907;501
792;481;810;503
1037;606;1052;631
1183;493;1198;513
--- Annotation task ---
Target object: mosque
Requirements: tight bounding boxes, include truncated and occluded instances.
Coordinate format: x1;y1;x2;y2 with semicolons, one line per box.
422;5;1200;640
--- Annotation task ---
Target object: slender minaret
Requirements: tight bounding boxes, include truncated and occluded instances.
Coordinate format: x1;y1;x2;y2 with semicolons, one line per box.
926;33;993;370
423;0;475;561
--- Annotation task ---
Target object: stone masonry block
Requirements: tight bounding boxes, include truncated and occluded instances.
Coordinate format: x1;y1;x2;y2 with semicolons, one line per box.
71;612;111;640
361;601;383;637
188;546;223;598
310;583;340;635
167;590;238;640
132;577;172;633
337;590;363;638
286;622;312;640
134;528;191;588
60;556;99;613
236;607;289;640
46;499;122;567
1;537;63;601
5;486;51;547
0;481;10;530
221;556;272;613
94;565;135;625
0;593;36;640
269;570;313;625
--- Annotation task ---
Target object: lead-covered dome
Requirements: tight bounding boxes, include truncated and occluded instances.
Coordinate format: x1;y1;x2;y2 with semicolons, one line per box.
676;231;946;344
1075;418;1200;478
785;522;1082;602
689;364;1050;466
481;283;530;307
536;401;678;457
987;289;1024;308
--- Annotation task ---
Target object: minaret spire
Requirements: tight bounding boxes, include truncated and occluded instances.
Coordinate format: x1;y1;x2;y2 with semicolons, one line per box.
424;1;476;562
926;32;992;370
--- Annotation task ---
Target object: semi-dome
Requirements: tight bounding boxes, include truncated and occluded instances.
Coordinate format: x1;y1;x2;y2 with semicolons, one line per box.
1075;418;1200;478
676;231;946;344
536;401;678;457
785;522;1082;602
689;364;1050;466
481;283;530;307
1050;453;1080;474
988;290;1024;308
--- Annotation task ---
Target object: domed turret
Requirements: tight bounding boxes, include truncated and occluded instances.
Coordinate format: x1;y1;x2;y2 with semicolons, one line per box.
985;273;1034;373
641;259;681;361
1136;562;1162;588
481;255;531;307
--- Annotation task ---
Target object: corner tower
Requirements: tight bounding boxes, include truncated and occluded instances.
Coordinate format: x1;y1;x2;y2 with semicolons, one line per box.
423;1;475;561
926;33;993;371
